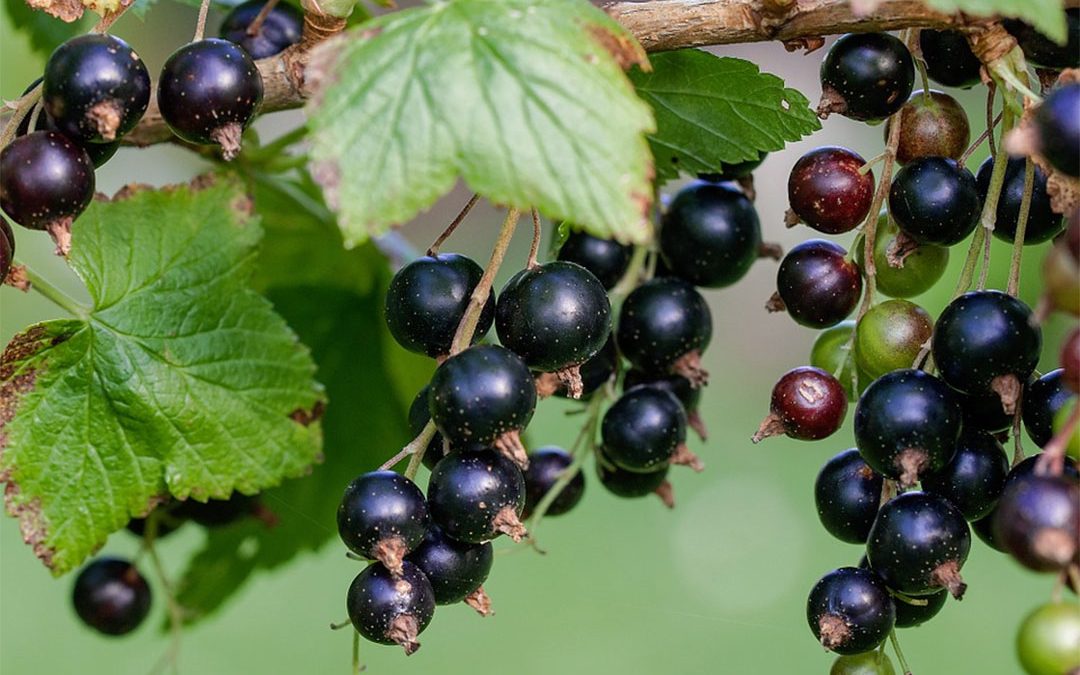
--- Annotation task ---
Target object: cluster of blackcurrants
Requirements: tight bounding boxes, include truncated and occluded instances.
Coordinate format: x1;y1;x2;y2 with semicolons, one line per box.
748;22;1080;674
0;0;302;261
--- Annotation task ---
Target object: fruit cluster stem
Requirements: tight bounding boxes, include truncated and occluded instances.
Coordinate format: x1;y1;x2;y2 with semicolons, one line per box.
1005;158;1035;297
427;193;480;256
145;536;184;675
889;629;913;675
18;263;88;319
193;0;212;42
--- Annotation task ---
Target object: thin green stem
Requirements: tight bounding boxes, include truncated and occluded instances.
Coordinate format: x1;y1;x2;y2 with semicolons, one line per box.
889;629;913;675
401;422;438;480
145;538;183;675
352;629;362;675
248;126;308;161
1006;159;1035;297
0;84;41;150
609;244;649;300
527;208;542;269
19;263;88;318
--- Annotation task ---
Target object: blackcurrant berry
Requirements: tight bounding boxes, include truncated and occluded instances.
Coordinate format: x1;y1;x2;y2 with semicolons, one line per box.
932;290;1042;411
43;34;150;143
174;493;261;527
888;157;981;246
72;557;152;636
603;386;699;472
993;474;1079;572
1034;83;1080;179
157;38;263;159
976;156;1064;244
495;261;611;397
771;239;862;329
346;561;435;655
385;253;494;358
1024;370;1071;447
427;449;526;543
919;30;982;89
697;151;767;182
337;471;429;574
522;446;585;518
623;368;706;440
814;448;884;545
18;79;120;168
976;455;1080;552
830;652;898;675
660;181;762;288
893;588;947;629
806;567;895;654
594;451;674;507
556;230;633;290
219;0;304;59
854;369;962;487
1016;602;1080;675
921;429;1009;521
867;491;971;598
405;525;493;612
888;90;970;165
753;366;848;443
854;298;933;379
1063;328;1080;393
810;321;868;402
616;278;712;386
1003;9;1080;69
818;33;914;121
854;212;949;299
787;146;874;235
958;388;1015;435
428;345;537;467
0;216;13;282
0;130;94;254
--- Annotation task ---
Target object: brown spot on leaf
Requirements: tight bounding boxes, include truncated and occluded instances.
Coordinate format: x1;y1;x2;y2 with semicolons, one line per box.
585;24;648;71
27;0;84;22
111;183;154;201
289;400;325;426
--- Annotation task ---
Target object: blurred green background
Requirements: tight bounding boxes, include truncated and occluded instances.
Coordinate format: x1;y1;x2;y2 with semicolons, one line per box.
1;4;1075;674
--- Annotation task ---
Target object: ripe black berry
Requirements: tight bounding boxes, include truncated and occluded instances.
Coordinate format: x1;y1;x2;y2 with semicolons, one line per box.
1024;369;1071;447
72;557;152;636
919;30;982;89
888;90;970;165
932;290;1042;412
406;525;493;612
219;0;304;59
157;38;263;159
893;589;947;629
806;567;895;654
1003;10;1080;70
346;561;435;655
753;366;848;443
385;253;494;358
888;157;981;246
993;474;1079;572
0;217;13;282
818;32;914;121
556;230;633;290
603;386;699;472
0;130;94;254
616;278;712;386
426;449;526;543
976;156;1063;245
19;79;120;168
428;345;537;467
814;448;884;544
623;369;706;440
787;146;874;235
854;369;962;487
495;261;611;397
920;429;1009;521
1034;83;1080;179
958;388;1014;435
660;181;762;288
866;491;971;598
337;471;430;574
522;446;585;518
43;34;151;143
976;455;1080;552
771;239;862;329
595;450;674;507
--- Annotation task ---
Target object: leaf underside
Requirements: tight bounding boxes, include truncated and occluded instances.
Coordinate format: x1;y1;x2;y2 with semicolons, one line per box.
922;0;1067;44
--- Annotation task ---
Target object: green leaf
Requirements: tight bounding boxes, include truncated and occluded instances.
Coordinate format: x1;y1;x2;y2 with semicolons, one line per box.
3;0;89;56
629;50;820;184
0;177;324;575
922;0;1066;44
306;0;656;246
170;173;430;624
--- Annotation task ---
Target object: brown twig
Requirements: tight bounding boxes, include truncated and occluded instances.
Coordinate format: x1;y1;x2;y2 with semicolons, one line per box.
427;193;480;256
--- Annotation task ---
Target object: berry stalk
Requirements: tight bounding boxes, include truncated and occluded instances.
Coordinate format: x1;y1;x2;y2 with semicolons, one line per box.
1005;158;1036;297
17;263;88;319
427;193;480;256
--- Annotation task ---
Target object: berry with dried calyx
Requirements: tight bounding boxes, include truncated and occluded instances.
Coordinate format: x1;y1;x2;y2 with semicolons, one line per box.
976;156;1064;245
919;29;982;89
406;525;493;614
337;471;430;576
603;386;700;472
806;566;895;654
426;449;527;543
786;146;874;235
888;157;981;246
771;239;862;329
346;561;435;655
556;230;633;290
753;366;848;443
522;446;585;518
616;278;712;386
817;32;914;121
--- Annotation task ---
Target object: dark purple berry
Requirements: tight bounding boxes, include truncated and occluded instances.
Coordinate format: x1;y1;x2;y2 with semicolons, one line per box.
854;369;962;488
427;449;526;543
976;156;1064;244
977;455;1080;552
660;181;762;288
787;146;874;235
405;525;493;608
921;429;1009;521
157;38;263;159
888;157;981;246
594;450;673;506
919;30;982;89
814;448;884;545
866;491;971;598
337;471;430;574
346;561;434;654
806;567;895;654
219;0;303;59
1034;83;1080;178
616;278;712;386
385;253;494;358
818;33;915;121
993;474;1079;572
894;588;947;628
753;366;848;443
772;239;862;329
603;386;697;473
522;446;585;518
1003;10;1080;70
19;79;120;168
0;217;13;281
1024;369;1072;447
556;230;633;290
72;557;152;636
623;368;705;440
